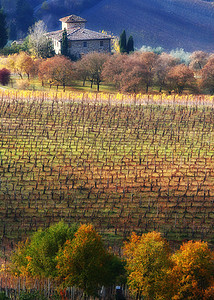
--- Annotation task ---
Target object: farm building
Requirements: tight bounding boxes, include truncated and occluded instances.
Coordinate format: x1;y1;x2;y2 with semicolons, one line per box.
46;15;112;58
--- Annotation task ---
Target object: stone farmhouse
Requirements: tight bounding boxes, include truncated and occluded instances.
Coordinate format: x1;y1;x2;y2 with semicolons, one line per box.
46;15;112;58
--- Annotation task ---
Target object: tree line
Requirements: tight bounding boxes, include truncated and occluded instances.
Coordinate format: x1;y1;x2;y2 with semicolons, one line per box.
1;49;214;94
0;13;213;94
9;222;214;300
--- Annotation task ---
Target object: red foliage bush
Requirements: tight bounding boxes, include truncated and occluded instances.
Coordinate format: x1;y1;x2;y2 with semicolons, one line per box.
0;68;10;86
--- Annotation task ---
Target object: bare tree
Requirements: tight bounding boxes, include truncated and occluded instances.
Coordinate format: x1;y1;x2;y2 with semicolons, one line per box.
154;53;177;92
73;58;90;87
102;54;129;89
119;52;158;93
103;52;158;93
38;56;73;90
166;64;196;94
28;21;55;58
190;51;209;72
76;52;109;91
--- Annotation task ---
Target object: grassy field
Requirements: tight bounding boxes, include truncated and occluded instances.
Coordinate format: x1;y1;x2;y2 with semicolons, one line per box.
0;91;214;250
5;75;118;94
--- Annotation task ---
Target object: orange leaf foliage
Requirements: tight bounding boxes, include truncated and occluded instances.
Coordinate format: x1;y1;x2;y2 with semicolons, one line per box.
171;240;214;300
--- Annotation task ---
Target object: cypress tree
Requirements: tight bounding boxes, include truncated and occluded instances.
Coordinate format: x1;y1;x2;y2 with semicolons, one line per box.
61;28;69;56
127;35;134;54
0;8;7;48
119;30;127;53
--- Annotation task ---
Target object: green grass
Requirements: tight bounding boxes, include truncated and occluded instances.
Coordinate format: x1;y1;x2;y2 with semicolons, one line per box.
2;75;117;94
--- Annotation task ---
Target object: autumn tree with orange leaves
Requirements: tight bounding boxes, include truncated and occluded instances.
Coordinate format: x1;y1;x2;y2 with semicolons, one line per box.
102;52;158;93
38;56;73;90
7;52;34;80
119;52;158;93
102;53;129;89
166;64;196;94
170;241;214;300
123;232;214;300
4;52;39;80
201;56;214;94
10;223;214;300
73;58;90;87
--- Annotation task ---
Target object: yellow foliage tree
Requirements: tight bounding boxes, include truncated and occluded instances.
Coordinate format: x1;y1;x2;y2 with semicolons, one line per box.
101;30;120;53
123;231;173;300
5;54;18;73
10;238;31;277
15;52;34;80
171;240;214;300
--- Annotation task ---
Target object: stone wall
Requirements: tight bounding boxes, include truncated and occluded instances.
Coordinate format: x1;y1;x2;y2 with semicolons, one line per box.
69;39;111;57
62;22;86;30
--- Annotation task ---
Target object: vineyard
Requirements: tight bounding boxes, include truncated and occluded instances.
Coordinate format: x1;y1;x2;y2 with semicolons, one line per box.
0;90;214;252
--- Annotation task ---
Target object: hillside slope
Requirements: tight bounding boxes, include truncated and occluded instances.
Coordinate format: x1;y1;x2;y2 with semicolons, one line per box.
1;0;213;51
79;0;214;51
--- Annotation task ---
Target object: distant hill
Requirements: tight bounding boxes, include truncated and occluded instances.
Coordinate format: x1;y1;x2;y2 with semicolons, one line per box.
34;0;214;52
2;0;213;52
80;0;214;52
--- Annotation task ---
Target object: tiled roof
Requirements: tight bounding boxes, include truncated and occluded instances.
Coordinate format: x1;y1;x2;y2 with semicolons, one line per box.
59;15;87;23
46;27;111;42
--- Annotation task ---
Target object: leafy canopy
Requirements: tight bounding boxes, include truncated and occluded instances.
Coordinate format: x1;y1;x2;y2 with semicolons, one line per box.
171;240;214;300
11;221;78;278
123;231;173;300
57;224;124;297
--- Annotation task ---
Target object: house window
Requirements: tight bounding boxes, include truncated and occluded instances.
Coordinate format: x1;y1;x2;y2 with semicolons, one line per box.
100;41;104;47
83;41;87;47
69;41;72;48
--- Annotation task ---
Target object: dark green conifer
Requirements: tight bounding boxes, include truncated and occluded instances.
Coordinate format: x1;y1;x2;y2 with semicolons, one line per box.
119;30;127;53
127;35;134;54
0;8;7;48
61;28;69;57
